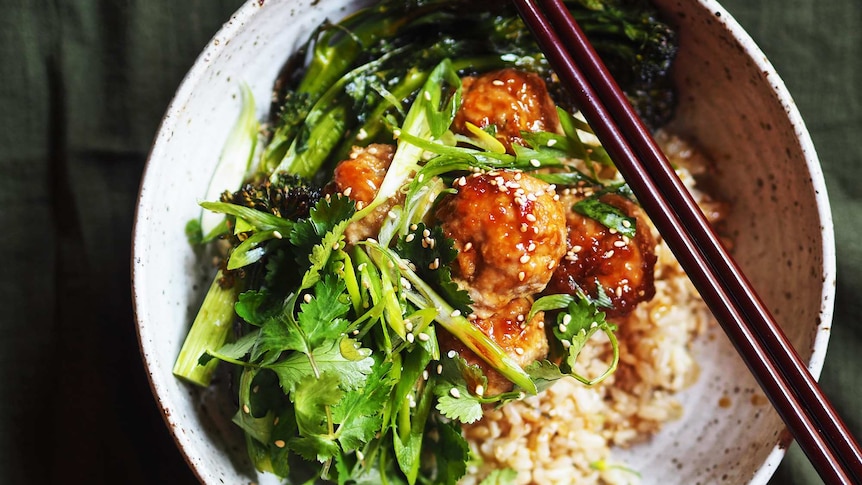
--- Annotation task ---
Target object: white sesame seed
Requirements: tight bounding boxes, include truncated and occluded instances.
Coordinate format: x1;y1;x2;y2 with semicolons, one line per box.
429;258;440;270
558;323;568;333
519;254;531;264
530;159;541;167
603;250;615;258
274;440;286;448
547;260;556;270
573;245;583;252
447;350;457;359
418;332;430;342
437;364;443;374
449;388;461;398
520;223;528;233
517;314;525;322
475;385;485;396
614;240;626;248
357;450;365;460
356;201;365;210
463;242;473;251
518;271;526;281
527;242;536;252
406;333;415;343
243;404;250;414
272;230;283;239
388;210;397;219
622;219;632;228
563;314;572;326
405;233;415;243
492;79;504;86
405;321;414;332
424;91;432;100
450;309;462;317
514;347;524;355
526;213;537;222
547;138;557;147
303;293;312;303
410;224;418;231
343;187;352;197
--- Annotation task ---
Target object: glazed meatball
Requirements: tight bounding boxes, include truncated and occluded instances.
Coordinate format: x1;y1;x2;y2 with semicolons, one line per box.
437;298;548;395
333;143;394;205
545;192;657;318
436;170;567;317
452;68;560;153
332;143;398;244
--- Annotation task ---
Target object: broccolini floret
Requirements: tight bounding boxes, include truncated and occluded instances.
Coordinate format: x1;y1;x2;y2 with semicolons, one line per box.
221;172;323;222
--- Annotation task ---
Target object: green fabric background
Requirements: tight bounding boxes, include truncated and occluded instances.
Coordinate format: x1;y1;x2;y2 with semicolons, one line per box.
0;0;857;483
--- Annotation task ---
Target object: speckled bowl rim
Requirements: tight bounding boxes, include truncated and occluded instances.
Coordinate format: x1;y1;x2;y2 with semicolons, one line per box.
131;0;837;483
697;0;836;481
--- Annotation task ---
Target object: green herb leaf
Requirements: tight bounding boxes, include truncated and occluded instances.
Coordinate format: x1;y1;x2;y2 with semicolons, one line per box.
268;339;374;395
396;223;472;314
572;197;637;239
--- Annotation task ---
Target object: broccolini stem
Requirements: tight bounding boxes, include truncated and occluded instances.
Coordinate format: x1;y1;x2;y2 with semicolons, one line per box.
172;270;239;386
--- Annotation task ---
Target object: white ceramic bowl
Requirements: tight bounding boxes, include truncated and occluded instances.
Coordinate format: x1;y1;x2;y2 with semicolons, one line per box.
132;1;836;483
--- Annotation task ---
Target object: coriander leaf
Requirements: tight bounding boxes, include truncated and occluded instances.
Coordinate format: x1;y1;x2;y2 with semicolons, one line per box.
426;417;470;485
433;355;484;424
202;331;258;365
300;219;350;290
396;223;472;314
297;275;351;348
290;194;356;251
294;372;343;436
332;361;395;450
435;393;482;425
551;298;619;385
235;289;274;326
524;359;567;393
288;434;341;462
268;339;374;394
254;314;308;363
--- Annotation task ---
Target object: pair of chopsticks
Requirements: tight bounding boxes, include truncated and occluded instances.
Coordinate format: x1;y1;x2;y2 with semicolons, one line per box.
512;0;862;482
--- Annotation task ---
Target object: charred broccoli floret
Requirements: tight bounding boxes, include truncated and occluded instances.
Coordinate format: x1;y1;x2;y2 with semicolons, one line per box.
220;172;323;221
565;0;678;128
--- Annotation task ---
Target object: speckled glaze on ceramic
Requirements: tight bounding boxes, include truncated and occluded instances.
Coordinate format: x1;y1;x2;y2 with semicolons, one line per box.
131;1;836;484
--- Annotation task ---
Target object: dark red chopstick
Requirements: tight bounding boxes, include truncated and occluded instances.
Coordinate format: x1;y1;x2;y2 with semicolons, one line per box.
512;0;862;482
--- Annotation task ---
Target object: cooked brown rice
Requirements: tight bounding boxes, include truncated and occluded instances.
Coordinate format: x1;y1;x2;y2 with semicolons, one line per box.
460;133;720;485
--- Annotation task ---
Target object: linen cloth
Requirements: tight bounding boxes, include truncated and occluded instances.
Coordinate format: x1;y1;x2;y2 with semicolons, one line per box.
0;0;857;483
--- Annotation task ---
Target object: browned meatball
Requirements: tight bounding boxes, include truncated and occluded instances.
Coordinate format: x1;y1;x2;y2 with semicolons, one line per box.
332;144;399;244
437;298;548;395
436;170;567;317
452;68;560;153
545;192;657;318
333;143;394;205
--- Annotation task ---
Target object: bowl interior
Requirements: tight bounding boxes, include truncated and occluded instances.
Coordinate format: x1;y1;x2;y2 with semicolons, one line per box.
132;1;835;483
